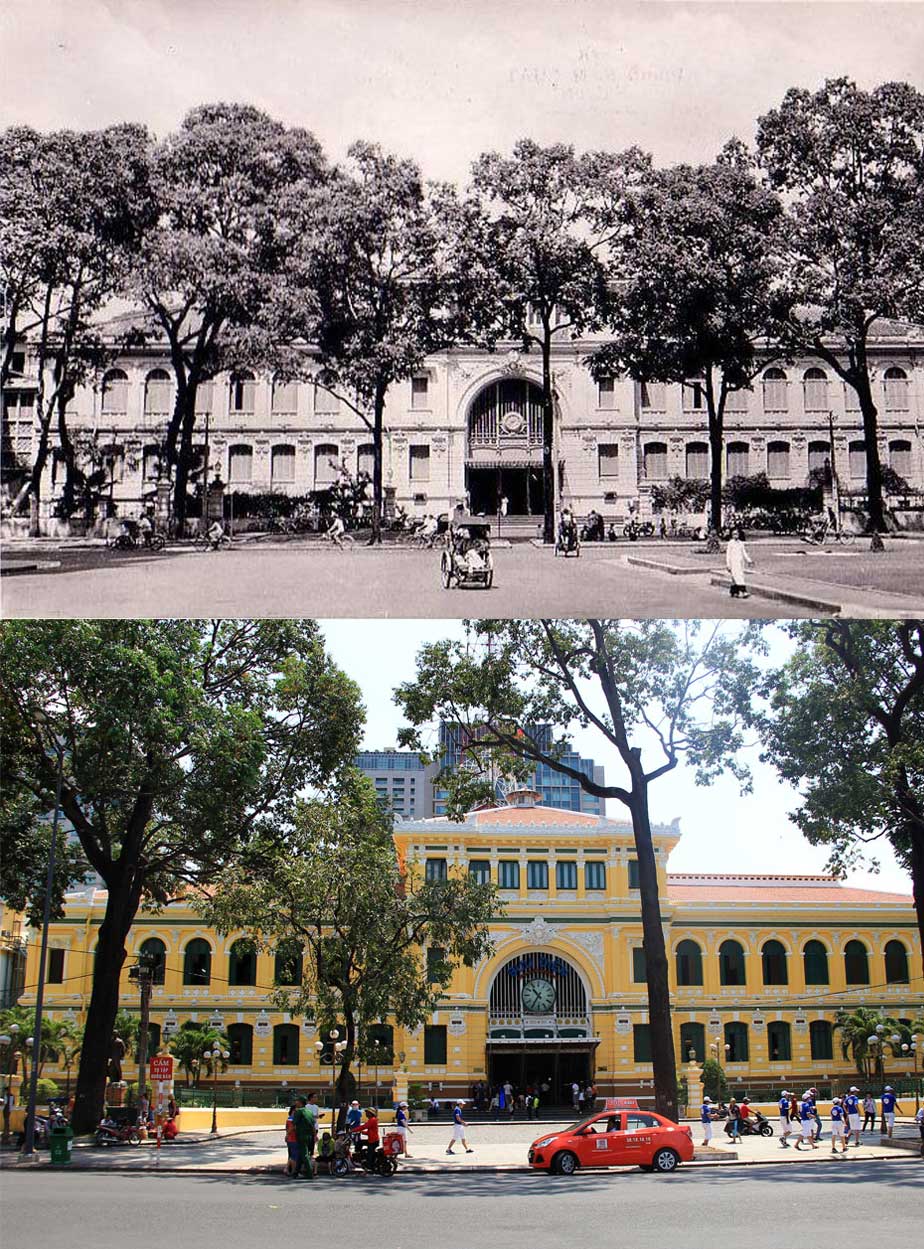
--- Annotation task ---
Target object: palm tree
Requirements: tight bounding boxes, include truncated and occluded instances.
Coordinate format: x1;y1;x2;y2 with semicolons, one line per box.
169;1023;229;1087
833;1008;900;1081
59;1036;83;1101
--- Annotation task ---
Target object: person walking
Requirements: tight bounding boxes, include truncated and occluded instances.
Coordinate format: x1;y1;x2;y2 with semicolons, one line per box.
292;1095;315;1179
284;1102;301;1177
880;1086;902;1137
446;1100;473;1155
571;1081;580;1111
861;1092;876;1133
794;1091;818;1151
700;1096;715;1146
845;1086;862;1146
726;1097;741;1142
808;1088;823;1142
395;1100;413;1158
829;1097;848;1156
725;528;753;599
778;1090;793;1148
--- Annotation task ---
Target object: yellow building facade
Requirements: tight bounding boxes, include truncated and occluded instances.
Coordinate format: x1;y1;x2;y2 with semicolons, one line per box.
19;791;923;1103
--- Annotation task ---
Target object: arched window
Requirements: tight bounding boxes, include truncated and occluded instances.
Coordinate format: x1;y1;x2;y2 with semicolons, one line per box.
271;377;298;415
274;939;303;987
227;1023;253;1065
140;937;166;986
144;369;172;416
724;1021;749;1062
314;443;339;488
727;441;750;477
719;940;746;986
271;444;296;485
228;939;256;987
357;444;375;478
182;939;211;986
803;367;828;412
761;940;788;986
228;444;253;484
142;444;162;483
807;440;831;474
685;443;708;479
762;368;788;412
809;1020;833;1061
643;442;667;481
767;440;790;480
273;1023;300;1066
889;439;912;479
101;368;129;414
848;440;867;479
675;940;703;986
679;1022;705;1063
884;366;909;412
884;940;909;984
844;939;870;985
230;371;256;415
803;940;829;986
767;1021;791;1062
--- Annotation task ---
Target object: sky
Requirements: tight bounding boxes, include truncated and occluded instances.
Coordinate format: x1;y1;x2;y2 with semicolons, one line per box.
3;2;924;183
319;619;913;896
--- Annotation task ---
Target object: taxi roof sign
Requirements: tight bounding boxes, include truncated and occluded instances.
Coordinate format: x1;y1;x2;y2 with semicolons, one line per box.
603;1097;639;1110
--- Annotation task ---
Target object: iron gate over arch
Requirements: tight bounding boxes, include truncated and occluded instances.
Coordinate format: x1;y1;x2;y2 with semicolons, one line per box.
489;950;589;1036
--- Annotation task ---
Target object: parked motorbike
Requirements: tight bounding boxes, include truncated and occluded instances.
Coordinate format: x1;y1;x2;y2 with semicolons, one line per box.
95;1116;142;1146
725;1110;773;1138
348;1131;398;1175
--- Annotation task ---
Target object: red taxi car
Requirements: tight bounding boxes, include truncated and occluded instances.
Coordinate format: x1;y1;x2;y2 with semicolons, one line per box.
528;1098;694;1175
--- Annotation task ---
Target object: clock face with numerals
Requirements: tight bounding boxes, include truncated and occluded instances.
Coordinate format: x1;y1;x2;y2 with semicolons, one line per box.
522;977;556;1013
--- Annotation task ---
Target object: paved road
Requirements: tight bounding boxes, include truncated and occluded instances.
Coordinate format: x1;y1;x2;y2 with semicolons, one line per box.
1;542;816;619
2;1159;920;1249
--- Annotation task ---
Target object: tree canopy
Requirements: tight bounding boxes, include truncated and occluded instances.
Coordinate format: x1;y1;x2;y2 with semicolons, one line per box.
757;78;924;539
0;619;364;1131
198;768;497;1112
758;620;924;954
395;618;761;1120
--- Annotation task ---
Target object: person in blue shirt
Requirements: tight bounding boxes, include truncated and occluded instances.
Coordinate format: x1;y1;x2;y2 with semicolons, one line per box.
395;1100;413;1158
794;1092;818;1150
778;1091;793;1148
880;1086;903;1138
700;1096;714;1146
829;1097;847;1155
844;1086;862;1146
345;1100;363;1134
446;1100;473;1155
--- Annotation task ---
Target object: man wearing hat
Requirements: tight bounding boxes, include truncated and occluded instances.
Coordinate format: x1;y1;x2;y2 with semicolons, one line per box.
794;1091;818;1151
881;1085;903;1137
395;1099;413;1157
446;1099;474;1155
778;1091;793;1147
829;1097;848;1155
844;1086;862;1146
346;1100;362;1134
699;1096;715;1146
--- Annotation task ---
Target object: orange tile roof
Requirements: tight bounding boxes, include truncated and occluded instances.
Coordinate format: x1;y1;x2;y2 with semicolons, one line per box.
472;805;602;826
667;875;912;905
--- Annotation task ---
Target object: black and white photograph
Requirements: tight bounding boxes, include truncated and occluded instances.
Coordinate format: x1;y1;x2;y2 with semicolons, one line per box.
1;4;923;1248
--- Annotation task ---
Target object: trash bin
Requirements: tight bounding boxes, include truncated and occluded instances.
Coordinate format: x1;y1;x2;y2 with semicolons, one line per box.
49;1120;74;1166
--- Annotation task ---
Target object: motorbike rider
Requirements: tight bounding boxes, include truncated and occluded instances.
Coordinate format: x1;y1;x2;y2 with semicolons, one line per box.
355;1105;380;1167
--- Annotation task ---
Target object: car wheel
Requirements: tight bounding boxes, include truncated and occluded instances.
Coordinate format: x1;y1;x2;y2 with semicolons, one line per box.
552;1150;578;1175
651;1147;680;1173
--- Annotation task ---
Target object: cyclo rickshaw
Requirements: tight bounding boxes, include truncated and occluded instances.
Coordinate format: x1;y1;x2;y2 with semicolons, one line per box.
440;516;494;590
555;513;580;557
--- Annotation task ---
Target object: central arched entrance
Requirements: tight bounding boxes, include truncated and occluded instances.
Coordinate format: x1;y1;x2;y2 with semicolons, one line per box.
486;951;596;1101
466;378;545;515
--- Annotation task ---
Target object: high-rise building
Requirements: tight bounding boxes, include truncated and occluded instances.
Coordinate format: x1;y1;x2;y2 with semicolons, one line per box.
355;749;441;820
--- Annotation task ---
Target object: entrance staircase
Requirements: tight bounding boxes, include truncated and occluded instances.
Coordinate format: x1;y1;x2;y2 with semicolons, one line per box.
491;514;545;543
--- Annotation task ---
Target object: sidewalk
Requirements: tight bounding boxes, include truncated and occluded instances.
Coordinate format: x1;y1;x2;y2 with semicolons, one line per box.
2;1121;916;1176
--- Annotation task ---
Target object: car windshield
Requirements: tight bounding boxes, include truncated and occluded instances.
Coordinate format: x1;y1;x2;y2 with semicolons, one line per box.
563;1114;606;1134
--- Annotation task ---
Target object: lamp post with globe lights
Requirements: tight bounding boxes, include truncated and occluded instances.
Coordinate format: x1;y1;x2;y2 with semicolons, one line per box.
205;1045;229;1136
901;1036;921;1112
1;1028;19;1145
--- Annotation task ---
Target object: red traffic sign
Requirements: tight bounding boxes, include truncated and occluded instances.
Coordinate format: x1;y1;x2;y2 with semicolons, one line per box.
149;1055;174;1082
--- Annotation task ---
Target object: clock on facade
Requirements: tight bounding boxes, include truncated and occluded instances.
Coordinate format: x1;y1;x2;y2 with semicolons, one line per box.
521;977;556;1013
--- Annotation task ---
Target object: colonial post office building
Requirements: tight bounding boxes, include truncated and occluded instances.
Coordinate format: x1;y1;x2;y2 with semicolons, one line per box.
22;790;923;1103
3;314;923;530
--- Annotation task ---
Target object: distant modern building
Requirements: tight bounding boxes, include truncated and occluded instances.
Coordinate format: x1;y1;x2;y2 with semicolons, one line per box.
355;749;441;820
434;722;606;817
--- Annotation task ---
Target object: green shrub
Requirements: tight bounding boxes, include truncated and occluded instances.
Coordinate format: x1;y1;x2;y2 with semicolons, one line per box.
36;1078;60;1101
699;1059;728;1102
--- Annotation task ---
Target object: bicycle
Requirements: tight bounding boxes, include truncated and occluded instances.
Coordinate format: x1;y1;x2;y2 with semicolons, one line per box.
194;531;232;552
800;522;855;547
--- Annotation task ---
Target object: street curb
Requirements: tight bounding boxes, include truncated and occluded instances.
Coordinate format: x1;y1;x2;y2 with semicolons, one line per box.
627;555;714;577
1;561;61;576
709;573;843;614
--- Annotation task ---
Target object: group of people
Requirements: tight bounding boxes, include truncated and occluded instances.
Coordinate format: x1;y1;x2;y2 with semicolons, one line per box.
700;1085;915;1156
285;1093;392;1179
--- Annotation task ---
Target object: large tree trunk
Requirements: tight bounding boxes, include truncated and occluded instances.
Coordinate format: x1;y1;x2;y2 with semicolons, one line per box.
854;353;886;542
70;887;136;1134
628;777;678;1122
369;385;386;545
541;336;555;544
167;384;195;538
707;399;724;537
335;1008;358;1131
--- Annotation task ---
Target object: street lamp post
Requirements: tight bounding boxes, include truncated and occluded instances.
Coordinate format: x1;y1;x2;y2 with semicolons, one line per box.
1;1031;14;1146
22;731;64;1157
372;1039;381;1111
206;1045;229;1136
901;1036;921;1112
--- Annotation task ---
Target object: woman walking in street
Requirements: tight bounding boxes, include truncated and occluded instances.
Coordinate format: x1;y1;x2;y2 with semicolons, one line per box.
446;1100;474;1155
725;528;753;599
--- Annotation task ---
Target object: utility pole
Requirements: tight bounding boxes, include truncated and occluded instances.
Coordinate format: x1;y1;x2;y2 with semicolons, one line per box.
128;952;156;1124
